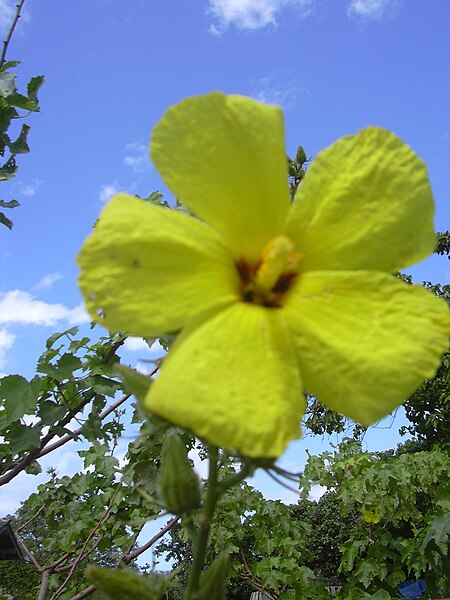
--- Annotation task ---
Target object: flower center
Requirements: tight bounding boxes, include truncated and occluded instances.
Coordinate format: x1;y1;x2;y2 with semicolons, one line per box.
236;235;301;307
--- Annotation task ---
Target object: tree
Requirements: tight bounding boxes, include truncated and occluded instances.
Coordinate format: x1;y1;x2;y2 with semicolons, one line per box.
300;438;450;597
0;0;44;229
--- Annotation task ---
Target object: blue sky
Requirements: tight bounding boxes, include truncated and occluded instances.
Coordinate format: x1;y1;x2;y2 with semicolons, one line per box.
1;0;450;528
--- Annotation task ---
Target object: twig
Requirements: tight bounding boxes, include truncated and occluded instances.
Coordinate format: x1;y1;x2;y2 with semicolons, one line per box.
45;551;73;572
0;0;26;67
16;503;45;532
67;584;96;600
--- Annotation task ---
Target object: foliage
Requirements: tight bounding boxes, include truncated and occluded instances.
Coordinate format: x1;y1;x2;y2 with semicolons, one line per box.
300;439;450;597
435;231;450;258
400;281;450;449
0;327;125;486
0;59;44;229
291;491;357;580
287;144;309;199
0;327;170;598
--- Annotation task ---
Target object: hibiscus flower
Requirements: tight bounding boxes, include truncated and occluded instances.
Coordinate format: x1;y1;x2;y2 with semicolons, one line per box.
78;93;449;457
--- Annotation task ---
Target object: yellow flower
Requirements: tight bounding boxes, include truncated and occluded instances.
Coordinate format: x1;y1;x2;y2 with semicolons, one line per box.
78;93;450;458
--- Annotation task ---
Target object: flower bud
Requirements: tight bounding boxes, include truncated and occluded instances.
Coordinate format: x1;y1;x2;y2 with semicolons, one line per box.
195;552;230;600
85;566;165;599
158;432;201;514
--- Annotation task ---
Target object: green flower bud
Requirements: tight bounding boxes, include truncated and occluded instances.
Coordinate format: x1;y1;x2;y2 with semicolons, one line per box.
158;432;201;514
195;552;230;600
85;566;166;599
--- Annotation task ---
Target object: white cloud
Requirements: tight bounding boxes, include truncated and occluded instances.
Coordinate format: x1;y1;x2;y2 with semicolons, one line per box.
124;142;149;174
123;337;165;357
17;178;42;198
99;180;120;203
0;290;90;327
309;484;327;501
252;70;306;109
346;0;400;21
0;327;15;369
0;0;30;35
0;0;15;33
188;446;209;479
35;272;63;291
208;0;315;32
123;337;150;352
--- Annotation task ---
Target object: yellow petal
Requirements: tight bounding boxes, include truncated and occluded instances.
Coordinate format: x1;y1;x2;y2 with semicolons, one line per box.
284;271;450;426
151;92;290;262
78;194;239;336
286;127;436;273
146;302;304;457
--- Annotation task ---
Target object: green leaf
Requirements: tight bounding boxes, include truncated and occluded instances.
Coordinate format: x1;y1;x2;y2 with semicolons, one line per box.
8;124;30;154
0;60;20;72
435;481;450;511
45;327;79;349
369;593;393;600
5;92;39;111
115;364;151;402
8;423;41;454
27;75;44;105
25;460;42;475
421;510;450;556
0;71;16;97
38;400;67;426
57;353;83;379
0;155;17;181
38;352;82;381
0;375;40;428
0;199;20;209
0;211;13;229
0;105;18;133
145;191;164;204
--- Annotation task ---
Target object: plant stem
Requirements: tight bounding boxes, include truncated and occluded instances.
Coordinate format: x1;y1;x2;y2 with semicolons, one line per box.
184;445;219;600
217;462;250;493
0;0;26;67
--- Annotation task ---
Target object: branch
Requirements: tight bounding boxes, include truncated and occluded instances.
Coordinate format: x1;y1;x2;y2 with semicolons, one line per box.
123;516;179;564
0;392;95;485
37;391;132;460
53;536;104;574
0;351;156;486
45;551;73;572
38;570;50;600
16;535;42;572
68;584;96;600
0;0;26;67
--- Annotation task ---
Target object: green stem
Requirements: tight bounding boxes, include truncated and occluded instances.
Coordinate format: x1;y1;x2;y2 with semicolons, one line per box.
217;462;250;493
184;445;219;600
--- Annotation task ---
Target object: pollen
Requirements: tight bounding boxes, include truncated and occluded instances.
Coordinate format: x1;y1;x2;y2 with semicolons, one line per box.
236;235;301;307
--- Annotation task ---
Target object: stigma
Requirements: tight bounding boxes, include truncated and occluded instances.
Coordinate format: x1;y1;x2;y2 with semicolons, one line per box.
236;235;301;307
